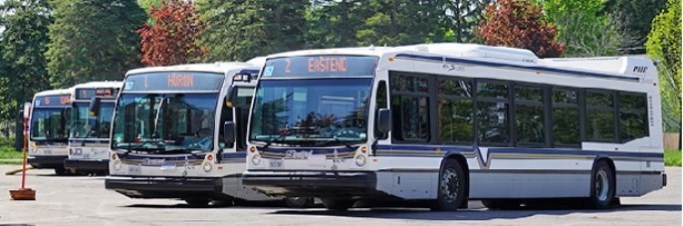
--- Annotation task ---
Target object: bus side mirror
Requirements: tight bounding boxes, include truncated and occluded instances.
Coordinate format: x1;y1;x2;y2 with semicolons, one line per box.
225;88;236;108
89;97;101;117
377;108;391;135
223;121;235;145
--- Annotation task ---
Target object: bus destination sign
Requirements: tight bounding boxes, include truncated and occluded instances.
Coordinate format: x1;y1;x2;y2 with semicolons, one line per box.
75;88;120;100
263;55;377;78
34;95;71;107
123;72;224;92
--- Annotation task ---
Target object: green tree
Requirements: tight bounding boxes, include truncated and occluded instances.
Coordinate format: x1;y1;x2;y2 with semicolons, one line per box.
306;0;367;48
442;0;492;43
538;0;621;57
646;0;681;132
0;0;52;121
356;0;447;46
46;0;146;88
606;0;667;54
197;0;308;62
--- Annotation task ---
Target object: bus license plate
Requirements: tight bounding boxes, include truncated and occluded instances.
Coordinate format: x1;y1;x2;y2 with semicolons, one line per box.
269;159;284;169
128;165;141;175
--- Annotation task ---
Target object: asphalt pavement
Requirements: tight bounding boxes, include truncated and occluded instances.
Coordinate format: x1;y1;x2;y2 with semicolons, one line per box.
0;165;680;226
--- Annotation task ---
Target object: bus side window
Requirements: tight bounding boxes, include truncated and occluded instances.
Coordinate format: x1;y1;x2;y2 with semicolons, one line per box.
219;96;234;149
374;81;388;139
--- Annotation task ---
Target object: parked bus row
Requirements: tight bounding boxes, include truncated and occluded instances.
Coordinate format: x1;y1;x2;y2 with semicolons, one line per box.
24;43;666;211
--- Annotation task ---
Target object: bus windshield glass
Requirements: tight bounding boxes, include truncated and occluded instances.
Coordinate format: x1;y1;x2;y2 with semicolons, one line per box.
30;108;69;141
70;102;115;138
249;78;372;146
111;93;218;153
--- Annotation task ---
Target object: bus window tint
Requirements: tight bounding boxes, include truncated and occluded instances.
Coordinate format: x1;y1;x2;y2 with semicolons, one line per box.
619;93;648;141
390;73;430;142
438;78;473;144
552;89;580;146
476;81;509;145
514;86;545;145
586;91;616;141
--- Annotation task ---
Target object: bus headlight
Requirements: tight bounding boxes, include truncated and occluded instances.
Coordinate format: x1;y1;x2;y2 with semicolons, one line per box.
355;155;367;167
113;161;122;171
251;154;261;166
203;162;213;172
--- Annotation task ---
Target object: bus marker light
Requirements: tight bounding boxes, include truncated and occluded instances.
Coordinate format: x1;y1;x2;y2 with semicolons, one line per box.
388;57;394;62
250;146;257;153
361;146;367;153
206;154;214;161
111;153;118;160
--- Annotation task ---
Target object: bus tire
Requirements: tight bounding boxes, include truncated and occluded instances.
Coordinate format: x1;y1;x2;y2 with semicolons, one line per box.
322;198;354;211
285;197;314;208
184;199;211;208
589;161;615;209
54;167;67;176
434;159;466;211
482;199;521;210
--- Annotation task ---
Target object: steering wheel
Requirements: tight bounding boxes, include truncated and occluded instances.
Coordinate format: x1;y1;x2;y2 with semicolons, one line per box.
332;128;360;138
194;128;213;137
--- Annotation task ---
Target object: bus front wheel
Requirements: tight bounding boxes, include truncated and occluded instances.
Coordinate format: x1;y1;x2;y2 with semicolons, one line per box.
433;159;466;211
322;197;355;211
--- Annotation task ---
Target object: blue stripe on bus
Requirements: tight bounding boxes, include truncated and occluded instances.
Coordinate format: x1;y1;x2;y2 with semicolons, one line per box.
121;152;247;161
256;146;357;155
394;53;639;82
376;144;663;159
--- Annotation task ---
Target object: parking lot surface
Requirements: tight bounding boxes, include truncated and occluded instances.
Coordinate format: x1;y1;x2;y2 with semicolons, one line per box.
0;166;680;226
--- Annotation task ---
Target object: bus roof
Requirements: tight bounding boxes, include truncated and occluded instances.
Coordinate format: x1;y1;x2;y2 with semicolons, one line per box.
264;43;657;81
71;81;122;89
33;88;72;97
125;62;260;76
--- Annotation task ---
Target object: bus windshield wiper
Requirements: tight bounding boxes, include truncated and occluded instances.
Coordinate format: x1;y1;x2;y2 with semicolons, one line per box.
263;134;288;151
320;137;359;150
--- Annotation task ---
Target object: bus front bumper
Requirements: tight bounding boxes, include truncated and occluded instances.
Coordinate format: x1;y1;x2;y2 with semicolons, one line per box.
105;177;224;199
27;155;67;169
64;159;109;172
242;170;377;197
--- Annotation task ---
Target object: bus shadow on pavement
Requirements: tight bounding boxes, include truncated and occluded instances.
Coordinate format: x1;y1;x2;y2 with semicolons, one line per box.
268;204;682;221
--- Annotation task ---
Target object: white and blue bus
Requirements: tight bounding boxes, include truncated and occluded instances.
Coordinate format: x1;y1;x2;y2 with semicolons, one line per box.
27;88;73;175
241;43;666;210
64;81;122;175
105;61;309;207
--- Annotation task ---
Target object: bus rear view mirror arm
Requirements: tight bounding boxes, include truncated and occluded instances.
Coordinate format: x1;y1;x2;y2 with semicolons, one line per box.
89;96;102;117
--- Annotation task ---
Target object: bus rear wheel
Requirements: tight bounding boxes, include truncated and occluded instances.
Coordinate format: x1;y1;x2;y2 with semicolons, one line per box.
589;161;615;209
285;197;314;208
322;197;355;211
433;159;466;211
184;199;211;208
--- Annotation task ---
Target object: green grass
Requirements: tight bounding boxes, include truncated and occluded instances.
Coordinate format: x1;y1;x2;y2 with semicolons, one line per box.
0;137;23;165
665;149;682;167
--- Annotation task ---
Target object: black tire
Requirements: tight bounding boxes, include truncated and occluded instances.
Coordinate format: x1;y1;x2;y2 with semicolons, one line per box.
185;199;211;208
322;198;355;211
433;159;467;211
482;199;521;210
54;167;67;176
589;161;615;209
285;197;314;208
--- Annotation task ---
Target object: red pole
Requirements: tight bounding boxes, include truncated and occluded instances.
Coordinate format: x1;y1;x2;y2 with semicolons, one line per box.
21;117;28;189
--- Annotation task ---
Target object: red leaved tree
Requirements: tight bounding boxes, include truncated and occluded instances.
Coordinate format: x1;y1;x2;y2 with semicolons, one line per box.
138;0;204;66
476;0;565;58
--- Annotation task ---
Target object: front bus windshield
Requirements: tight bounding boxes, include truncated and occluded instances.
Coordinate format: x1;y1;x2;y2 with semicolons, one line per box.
30;108;69;142
249;79;372;147
111;93;218;153
71;102;115;139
